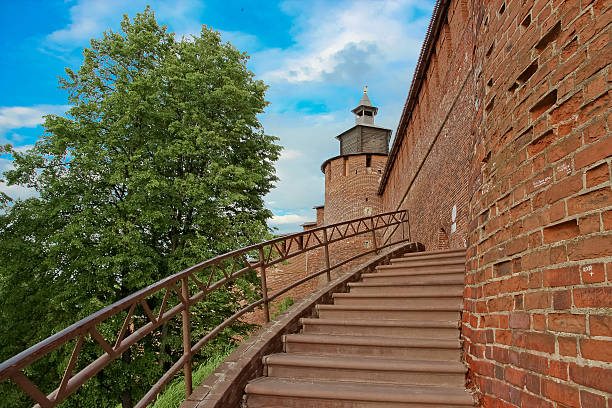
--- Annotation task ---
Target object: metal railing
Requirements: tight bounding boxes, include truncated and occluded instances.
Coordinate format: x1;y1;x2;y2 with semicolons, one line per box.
0;209;410;408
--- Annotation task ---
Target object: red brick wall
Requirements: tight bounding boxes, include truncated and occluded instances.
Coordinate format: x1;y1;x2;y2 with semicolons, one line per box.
324;154;387;223
381;0;475;250
323;154;388;277
380;0;612;406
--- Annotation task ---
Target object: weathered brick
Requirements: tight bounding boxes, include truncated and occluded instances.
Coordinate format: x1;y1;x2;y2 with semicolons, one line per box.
574;136;612;169
586;162;610;187
581;263;605;283
559;336;578;357
580;339;612;362
590;314;612;336
579;390;606;408
573;286;612;308
543;265;580;287
569;364;612;394
525;290;551;309
567;234;612;260
543;219;580;243
578;91;611;126
541;378;580;408
548;313;587;334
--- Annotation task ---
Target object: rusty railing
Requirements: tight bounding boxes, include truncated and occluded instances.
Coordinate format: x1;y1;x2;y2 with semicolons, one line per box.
0;209;411;407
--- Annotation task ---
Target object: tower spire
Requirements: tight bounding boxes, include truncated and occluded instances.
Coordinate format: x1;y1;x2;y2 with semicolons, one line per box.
351;88;378;125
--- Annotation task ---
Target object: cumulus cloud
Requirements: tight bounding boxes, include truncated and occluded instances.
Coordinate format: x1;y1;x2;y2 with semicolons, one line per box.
0;105;67;130
0;156;38;201
279;149;303;160
44;0;204;51
262;0;428;84
269;213;313;225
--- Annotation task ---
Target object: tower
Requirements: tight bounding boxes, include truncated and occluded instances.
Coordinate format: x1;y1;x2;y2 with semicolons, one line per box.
320;89;392;225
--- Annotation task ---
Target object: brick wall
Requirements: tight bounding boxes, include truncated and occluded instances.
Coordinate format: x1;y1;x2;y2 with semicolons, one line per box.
381;0;476;250
380;0;612;406
324;154;387;223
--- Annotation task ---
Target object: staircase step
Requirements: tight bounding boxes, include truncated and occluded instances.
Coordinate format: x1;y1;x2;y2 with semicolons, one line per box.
316;304;460;321
300;317;460;339
375;263;465;274
363;272;464;284
332;293;462;309
246;378;475;407
348;282;464;296
264;353;467;387
402;248;466;259
390;257;466;267
284;333;461;361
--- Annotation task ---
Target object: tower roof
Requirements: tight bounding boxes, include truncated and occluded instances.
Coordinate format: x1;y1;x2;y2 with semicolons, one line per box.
351;87;378;122
357;91;373;107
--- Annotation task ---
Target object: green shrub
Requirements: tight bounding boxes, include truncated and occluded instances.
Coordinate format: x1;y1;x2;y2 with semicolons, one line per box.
150;346;236;408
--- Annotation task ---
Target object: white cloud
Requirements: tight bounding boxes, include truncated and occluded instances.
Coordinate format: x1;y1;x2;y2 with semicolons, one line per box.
0;105;68;131
45;0;205;51
0;157;38;201
262;0;427;83
279;149;303;160
269;213;313;225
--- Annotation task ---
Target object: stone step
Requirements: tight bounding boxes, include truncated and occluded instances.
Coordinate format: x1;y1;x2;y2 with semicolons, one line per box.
362;271;465;285
299;317;460;339
245;378;475;407
402;248;466;259
348;282;464;296
390;256;466;267
264;353;467;387
316;304;460;322
375;263;466;274
402;248;467;258
332;293;463;309
283;333;461;361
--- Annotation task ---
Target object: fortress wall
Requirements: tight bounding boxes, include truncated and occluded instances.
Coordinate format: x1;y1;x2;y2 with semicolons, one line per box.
381;0;476;250
380;0;612;406
324;154;387;224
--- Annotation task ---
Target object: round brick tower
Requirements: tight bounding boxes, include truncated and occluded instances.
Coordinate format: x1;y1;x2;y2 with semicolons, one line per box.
321;89;391;225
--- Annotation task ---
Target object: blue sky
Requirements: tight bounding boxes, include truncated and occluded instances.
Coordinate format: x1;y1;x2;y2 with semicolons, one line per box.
0;0;435;232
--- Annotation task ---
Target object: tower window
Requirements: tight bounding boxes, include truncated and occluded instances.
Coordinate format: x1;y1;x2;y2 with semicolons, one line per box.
366;154;372;168
343;157;348;176
364;111;373;116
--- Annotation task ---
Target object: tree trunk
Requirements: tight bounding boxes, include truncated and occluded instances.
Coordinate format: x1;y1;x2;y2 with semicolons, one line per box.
121;347;133;408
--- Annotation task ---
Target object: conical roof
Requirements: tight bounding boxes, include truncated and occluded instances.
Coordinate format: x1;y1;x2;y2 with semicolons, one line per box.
351;88;378;117
358;91;373;107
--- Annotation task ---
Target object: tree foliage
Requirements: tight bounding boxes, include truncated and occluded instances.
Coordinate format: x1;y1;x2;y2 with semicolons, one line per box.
0;8;280;407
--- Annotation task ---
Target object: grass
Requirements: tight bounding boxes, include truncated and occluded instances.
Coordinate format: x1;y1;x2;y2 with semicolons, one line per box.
272;296;294;320
150;346;236;408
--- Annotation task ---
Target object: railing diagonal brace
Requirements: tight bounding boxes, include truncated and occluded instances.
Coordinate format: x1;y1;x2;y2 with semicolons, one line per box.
114;304;135;349
89;327;114;356
12;371;53;408
57;335;84;401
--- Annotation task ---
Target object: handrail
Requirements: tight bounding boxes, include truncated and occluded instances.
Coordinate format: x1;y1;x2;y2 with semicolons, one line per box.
0;209;411;408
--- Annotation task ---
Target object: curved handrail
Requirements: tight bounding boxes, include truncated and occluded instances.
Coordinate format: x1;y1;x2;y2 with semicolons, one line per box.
0;209;410;408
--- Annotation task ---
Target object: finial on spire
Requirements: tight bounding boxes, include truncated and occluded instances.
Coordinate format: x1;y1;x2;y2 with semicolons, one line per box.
352;88;377;125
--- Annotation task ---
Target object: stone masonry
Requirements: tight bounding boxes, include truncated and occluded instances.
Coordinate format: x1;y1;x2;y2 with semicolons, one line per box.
378;0;612;406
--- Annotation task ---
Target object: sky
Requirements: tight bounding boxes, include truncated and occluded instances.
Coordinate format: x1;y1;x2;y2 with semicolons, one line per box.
0;0;435;233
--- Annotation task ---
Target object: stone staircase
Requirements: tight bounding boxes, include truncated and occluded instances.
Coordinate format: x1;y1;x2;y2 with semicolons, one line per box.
244;248;475;407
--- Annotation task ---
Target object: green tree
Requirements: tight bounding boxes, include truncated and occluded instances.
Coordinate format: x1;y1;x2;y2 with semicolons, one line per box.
0;8;280;408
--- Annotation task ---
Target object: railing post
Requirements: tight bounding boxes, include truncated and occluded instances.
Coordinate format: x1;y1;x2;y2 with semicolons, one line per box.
322;228;331;282
405;210;410;241
259;248;270;323
181;277;192;398
370;217;378;253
